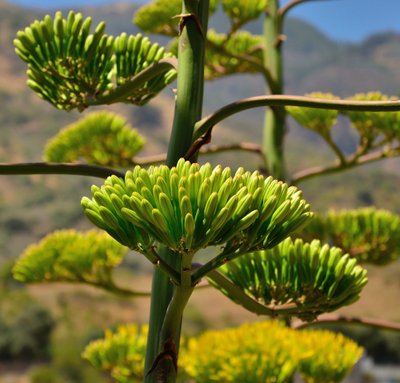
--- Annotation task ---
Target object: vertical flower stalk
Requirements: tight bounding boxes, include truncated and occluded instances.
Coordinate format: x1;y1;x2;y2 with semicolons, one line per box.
263;0;287;180
145;1;209;382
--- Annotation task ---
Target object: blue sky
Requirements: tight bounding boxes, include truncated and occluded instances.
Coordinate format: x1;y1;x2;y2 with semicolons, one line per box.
6;0;400;42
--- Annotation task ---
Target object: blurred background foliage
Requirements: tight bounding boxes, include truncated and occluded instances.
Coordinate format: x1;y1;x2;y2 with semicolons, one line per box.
0;0;400;382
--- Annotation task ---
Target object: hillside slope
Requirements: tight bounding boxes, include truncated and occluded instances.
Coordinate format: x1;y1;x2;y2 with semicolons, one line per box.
0;6;399;374
0;1;400;258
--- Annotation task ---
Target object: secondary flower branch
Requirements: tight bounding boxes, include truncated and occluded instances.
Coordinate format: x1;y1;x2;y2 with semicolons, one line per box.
291;146;400;184
190;95;400;159
90;58;178;106
0;162;125;179
294;314;400;333
194;96;400;141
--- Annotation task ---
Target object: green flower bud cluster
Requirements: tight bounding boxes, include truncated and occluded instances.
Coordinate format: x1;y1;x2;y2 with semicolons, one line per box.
300;208;400;265
345;92;400;141
44;111;145;166
114;33;176;105
205;30;264;80
12;230;128;288
222;0;269;29
14;11;113;111
14;11;175;111
81;159;312;258
286;92;339;137
214;238;368;320
83;324;148;383
133;0;218;37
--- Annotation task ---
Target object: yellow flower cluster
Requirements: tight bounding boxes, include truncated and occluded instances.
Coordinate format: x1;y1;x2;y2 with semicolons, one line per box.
182;321;299;383
297;329;363;383
83;324;148;383
44;112;145;167
13;229;127;286
182;321;363;383
286;92;339;136
84;321;363;383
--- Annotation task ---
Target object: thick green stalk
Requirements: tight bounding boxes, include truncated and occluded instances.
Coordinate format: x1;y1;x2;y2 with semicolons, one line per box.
155;285;194;383
166;1;208;163
144;261;177;383
144;1;208;382
263;0;286;180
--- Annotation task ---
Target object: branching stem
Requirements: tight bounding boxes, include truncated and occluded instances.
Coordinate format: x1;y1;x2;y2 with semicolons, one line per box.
146;247;181;286
134;143;264;166
144;1;209;382
291;147;400;185
322;133;347;165
0;162;124;179
191;247;248;285
206;39;276;90
294;314;400;332
205;269;334;317
278;0;342;31
90;58;177;106
193;95;400;141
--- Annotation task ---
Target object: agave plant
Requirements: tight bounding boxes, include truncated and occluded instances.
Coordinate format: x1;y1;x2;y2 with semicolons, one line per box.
286;92;339;137
209;238;368;321
81;159;312;280
12;230;132;294
7;1;400;383
299;208;400;265
297;329;363;383
83;324;149;383
345;92;400;142
44;111;145;166
83;320;363;383
133;0;218;36
14;11;176;111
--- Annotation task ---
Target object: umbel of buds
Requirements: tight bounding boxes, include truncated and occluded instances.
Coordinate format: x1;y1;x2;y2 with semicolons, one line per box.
81;159;313;258
212;238;368;320
14;11;176;111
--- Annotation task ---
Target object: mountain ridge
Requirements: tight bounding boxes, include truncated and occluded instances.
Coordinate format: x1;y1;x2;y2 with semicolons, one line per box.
1;1;400;261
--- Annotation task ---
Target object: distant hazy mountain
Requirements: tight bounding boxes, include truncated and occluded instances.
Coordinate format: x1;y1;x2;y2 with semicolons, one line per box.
2;0;400;129
2;0;400;154
1;2;400;326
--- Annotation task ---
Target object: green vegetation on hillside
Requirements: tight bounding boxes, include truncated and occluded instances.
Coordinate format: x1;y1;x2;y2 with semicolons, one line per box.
1;2;400;380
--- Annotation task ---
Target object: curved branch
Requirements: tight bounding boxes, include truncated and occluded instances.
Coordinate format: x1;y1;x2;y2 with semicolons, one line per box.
205;269;324;317
293;314;400;332
278;0;344;39
89;58;178;106
279;0;341;21
191;247;246;285
0;143;264;179
322;133;347;165
193;95;400;142
145;247;181;286
205;269;277;316
97;282;151;298
134;154;167;166
201;142;263;156
291;147;400;185
134;143;264;166
279;0;310;20
30;280;151;298
206;39;277;91
0;162;125;179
